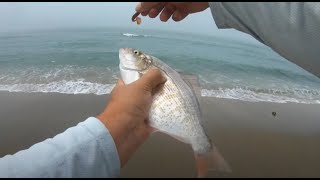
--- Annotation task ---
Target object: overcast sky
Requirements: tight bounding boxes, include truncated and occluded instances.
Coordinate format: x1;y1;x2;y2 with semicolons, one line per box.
0;2;259;43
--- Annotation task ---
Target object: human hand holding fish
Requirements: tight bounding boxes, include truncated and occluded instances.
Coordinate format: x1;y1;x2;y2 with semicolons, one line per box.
97;68;166;168
117;48;231;177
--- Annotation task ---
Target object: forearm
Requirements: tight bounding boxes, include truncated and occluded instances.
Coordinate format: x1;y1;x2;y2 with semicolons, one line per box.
209;2;320;77
0;117;120;178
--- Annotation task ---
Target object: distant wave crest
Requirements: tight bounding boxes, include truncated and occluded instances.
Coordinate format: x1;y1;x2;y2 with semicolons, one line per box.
122;33;151;37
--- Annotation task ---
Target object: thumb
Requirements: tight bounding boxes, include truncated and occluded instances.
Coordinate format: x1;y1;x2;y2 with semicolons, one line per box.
136;69;166;94
115;79;125;88
111;79;125;92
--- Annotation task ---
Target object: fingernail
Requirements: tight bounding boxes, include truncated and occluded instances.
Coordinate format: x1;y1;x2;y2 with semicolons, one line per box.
173;14;182;21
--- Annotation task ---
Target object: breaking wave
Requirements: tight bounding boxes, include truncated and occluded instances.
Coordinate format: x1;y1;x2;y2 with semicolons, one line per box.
201;88;320;104
0;81;319;104
0;80;115;95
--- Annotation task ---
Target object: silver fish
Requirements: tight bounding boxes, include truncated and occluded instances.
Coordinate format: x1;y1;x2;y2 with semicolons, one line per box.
119;48;231;177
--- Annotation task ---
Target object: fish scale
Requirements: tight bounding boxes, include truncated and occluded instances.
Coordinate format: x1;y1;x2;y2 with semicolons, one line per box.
149;56;210;152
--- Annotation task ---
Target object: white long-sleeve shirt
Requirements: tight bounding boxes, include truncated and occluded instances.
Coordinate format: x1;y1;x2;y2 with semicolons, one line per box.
209;2;320;77
0;117;120;178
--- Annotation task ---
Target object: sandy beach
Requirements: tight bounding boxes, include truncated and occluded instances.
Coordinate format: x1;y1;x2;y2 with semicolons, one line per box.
0;92;319;178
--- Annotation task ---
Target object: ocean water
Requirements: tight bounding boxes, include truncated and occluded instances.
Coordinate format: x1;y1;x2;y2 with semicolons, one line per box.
0;27;319;104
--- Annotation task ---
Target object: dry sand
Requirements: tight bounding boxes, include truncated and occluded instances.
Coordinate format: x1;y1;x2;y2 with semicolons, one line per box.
0;92;319;178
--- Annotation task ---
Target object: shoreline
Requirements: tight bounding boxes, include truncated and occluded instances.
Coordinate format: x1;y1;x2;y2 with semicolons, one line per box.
0;90;319;105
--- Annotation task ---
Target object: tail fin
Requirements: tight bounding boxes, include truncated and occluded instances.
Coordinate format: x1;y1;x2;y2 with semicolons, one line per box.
194;144;231;178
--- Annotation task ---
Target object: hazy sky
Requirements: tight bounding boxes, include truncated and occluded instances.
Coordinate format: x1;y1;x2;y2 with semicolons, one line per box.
0;2;259;43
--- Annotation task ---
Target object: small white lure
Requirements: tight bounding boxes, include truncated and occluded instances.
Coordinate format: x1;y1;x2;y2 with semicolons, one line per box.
132;12;141;25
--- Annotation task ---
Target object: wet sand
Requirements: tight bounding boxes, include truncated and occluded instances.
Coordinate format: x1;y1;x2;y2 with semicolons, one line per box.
0;92;319;178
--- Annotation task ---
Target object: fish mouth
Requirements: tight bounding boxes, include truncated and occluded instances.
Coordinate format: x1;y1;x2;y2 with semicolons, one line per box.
119;48;127;55
119;48;134;56
119;48;141;72
119;48;128;61
119;48;135;60
119;48;132;64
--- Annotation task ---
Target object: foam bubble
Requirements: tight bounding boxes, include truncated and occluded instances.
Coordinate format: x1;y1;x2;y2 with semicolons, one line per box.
0;80;115;95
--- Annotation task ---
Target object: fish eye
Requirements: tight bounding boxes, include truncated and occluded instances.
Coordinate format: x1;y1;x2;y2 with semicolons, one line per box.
133;50;140;55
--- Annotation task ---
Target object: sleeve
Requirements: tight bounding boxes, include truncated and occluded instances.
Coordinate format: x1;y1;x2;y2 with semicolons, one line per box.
208;2;320;77
0;117;120;178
